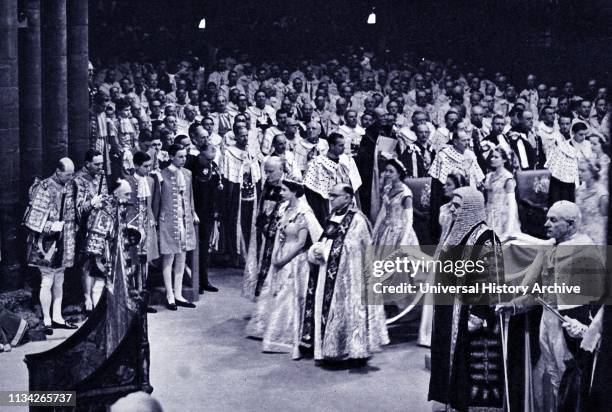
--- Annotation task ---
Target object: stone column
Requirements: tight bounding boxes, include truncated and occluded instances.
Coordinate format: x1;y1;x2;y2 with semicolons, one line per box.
0;0;21;290
42;0;68;174
19;0;42;199
67;0;88;167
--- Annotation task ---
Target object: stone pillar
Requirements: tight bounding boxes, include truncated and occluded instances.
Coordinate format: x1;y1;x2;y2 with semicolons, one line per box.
42;0;68;174
0;0;21;291
67;0;88;167
19;0;42;199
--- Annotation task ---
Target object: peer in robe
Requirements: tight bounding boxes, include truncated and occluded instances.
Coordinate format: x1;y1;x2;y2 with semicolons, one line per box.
303;133;362;224
428;129;485;242
220;125;261;268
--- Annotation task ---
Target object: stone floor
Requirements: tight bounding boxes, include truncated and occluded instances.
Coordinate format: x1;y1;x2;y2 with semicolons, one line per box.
0;269;433;412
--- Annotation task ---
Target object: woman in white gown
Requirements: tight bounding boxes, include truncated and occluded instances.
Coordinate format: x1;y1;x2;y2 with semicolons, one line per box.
589;134;610;188
576;160;609;246
372;159;419;255
246;178;322;358
484;148;520;240
372;160;420;324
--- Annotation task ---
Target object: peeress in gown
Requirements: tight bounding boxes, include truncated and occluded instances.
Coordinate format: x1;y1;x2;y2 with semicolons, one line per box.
372;160;419;324
372;160;419;256
245;179;322;358
484;148;520;239
576;160;609;246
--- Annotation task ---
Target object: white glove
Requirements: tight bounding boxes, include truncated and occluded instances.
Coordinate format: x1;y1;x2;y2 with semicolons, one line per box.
562;316;587;339
50;221;64;233
468;314;485;332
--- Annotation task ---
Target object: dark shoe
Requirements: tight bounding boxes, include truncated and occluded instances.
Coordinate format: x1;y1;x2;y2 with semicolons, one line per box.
147;306;157;314
51;321;78;330
202;283;218;292
166;301;177;311
175;299;196;308
43;325;54;336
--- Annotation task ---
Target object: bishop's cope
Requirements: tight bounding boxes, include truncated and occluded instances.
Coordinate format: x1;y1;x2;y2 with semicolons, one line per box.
299;183;389;363
243;157;285;300
497;200;606;411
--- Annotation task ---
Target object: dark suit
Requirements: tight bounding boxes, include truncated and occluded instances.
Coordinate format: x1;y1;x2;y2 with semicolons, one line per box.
190;160;221;286
507;127;546;170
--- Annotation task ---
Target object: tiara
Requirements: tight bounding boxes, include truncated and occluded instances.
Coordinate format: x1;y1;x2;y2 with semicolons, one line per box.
387;158;407;174
283;175;304;186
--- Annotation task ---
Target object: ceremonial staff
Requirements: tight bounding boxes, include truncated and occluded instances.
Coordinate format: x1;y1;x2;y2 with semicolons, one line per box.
491;219;511;411
99;131;109;195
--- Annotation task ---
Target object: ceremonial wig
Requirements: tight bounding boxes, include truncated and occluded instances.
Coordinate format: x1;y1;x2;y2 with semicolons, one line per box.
133;151;151;167
443;186;486;247
385;159;408;180
282;177;305;198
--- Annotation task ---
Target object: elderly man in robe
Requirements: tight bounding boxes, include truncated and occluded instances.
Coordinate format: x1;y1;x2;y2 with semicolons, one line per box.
429;186;506;412
300;183;388;365
499;201;606;411
24;158;78;335
243;157;285;300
